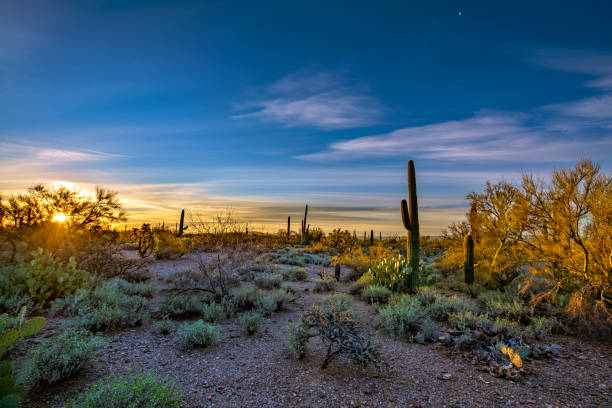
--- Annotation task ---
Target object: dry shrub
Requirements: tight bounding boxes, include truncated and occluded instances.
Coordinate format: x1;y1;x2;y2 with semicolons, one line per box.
566;284;611;337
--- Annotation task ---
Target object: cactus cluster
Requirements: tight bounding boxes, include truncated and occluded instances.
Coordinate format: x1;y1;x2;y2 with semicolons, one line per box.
400;160;420;293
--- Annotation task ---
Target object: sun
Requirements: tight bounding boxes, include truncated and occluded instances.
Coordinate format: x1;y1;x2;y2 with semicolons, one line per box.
52;212;68;223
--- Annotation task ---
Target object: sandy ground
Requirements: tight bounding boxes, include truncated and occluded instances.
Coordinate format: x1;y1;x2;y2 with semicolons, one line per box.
26;253;612;408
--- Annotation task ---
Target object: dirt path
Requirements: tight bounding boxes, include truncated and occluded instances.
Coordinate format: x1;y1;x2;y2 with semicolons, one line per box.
26;255;612;408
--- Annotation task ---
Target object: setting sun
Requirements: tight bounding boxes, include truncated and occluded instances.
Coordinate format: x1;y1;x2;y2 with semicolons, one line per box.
52;212;68;223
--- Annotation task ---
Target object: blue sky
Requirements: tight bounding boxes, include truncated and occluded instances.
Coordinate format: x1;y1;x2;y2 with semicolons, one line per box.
1;0;612;234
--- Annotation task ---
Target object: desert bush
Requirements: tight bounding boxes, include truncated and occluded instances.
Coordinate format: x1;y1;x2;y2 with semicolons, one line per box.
282;267;308;281
320;293;353;313
416;286;442;306
19;328;103;388
361;285;392;304
160;294;203;318
425;295;479;321
524;316;560;338
102;278;155;298
377;295;432;339
254;290;292;316
282;321;308;359
155;230;187;260
330;246;370;275
289;305;385;371
280;282;299;294
152;319;176;335
478;290;528;320
447;311;494;331
52;280;150;331
254;273;283;289
348;274;372;295
239;311;264;335
201;302;227;323
177;320;220;349
313;279;335;292
321;229;357;251
267;249;330;266
368;255;435;292
65;371;182;408
231;286;262;311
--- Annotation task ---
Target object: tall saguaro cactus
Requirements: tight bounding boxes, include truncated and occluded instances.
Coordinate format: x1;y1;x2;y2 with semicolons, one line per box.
370;230;374;246
287;216;291;236
178;209;187;237
464;234;475;284
300;204;309;244
401;160;420;293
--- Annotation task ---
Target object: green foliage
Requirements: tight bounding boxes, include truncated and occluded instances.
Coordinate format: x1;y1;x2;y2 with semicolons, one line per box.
348;274;372;295
200;302;227;323
368;255;435;293
524;316;559;338
154;230;187;260
151;319;176;335
231;287;262;311
377;295;432;339
291;306;385;371
320;293;353;313
239;312;264;335
9;249;90;304
160;294;202;318
100;278;155;298
65;371;182;408
0;307;45;406
254;273;283;289
52;279;150;331
254;290;291;316
425;295;479;322
19;328;103;388
478;290;528;320
312;279;335;292
282;321;308;359
280;282;299;294
361;285;392;304
447;311;493;331
177;320;220;349
281;267;308;281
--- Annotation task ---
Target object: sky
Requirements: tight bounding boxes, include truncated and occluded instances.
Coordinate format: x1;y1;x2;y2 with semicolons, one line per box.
1;0;612;235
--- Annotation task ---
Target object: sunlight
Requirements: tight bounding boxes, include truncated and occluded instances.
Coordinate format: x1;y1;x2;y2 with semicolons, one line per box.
52;212;68;223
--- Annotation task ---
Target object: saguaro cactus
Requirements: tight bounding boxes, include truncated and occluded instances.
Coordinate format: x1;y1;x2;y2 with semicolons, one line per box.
287;216;291;236
334;263;341;282
464;234;475;284
178;209;188;237
370;230;374;246
401;160;420;293
300;205;309;244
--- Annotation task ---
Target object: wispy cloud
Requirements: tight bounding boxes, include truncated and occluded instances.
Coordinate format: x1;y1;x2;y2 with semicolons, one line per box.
233;70;384;130
301;49;612;162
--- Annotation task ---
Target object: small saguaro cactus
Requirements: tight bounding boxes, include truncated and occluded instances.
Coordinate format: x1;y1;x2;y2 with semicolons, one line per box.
334;263;341;282
287;216;291;236
464;234;475;285
401;160;420;293
370;230;374;246
178;209;188;237
300;205;309;244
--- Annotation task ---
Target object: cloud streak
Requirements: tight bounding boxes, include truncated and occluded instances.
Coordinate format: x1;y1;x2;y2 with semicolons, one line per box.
234;70;384;130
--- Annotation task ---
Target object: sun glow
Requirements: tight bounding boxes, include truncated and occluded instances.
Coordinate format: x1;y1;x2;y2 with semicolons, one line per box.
52;212;68;223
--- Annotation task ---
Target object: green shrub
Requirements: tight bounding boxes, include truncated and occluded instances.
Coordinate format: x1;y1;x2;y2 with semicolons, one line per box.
282;321;308;359
368;255;436;292
254;273;283;289
425;295;479;321
239;312;264;335
52;282;150;331
255;295;278;316
101;278;155;298
416;286;442;306
313;279;335;292
177;320;220;349
19;328;103;388
152;319;176;335
525;316;559;338
478;290;527;319
280;282;299;294
65;371;182;408
447;311;493;331
377;294;431;339
155;230;187;260
160;294;202;318
361;285;392;304
282;267;308;281
348;274;372;295
231;287;261;311
320;293;353;313
201;302;226;323
492;317;522;334
0;294;33;315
